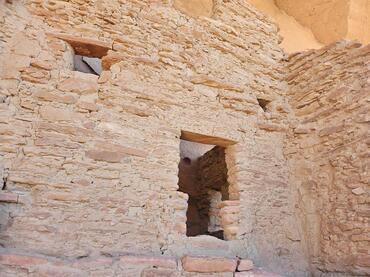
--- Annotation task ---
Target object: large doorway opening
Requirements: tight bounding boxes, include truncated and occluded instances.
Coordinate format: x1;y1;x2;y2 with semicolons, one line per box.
178;131;238;240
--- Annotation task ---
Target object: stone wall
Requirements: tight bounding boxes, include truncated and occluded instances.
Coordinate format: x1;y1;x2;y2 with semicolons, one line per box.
3;1;368;277
198;146;229;200
285;41;370;276
0;249;283;277
0;0;308;276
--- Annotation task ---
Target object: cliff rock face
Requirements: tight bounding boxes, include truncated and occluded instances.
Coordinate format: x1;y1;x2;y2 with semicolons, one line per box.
275;0;370;45
0;0;369;276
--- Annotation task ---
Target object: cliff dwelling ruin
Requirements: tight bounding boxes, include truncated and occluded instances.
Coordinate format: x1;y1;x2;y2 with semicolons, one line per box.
0;0;369;276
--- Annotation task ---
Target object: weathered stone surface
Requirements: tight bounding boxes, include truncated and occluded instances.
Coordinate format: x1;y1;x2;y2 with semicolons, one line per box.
0;1;368;277
57;75;98;94
0;192;18;203
48;32;112;58
141;268;180;277
39;106;77;121
174;0;214;18
181;131;237;147
181;256;237;273
235;269;283;277
237;259;254;272
0;253;48;267
85;150;124;163
120;255;177;269
286;40;370;275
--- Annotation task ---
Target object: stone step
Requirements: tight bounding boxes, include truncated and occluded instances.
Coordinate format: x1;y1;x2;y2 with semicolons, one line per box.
0;249;283;276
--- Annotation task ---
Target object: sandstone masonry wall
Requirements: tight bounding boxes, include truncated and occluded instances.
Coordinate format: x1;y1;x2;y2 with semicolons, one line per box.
285;41;370;276
0;0;308;276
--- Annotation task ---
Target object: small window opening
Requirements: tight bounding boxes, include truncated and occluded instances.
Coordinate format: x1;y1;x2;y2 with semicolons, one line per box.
257;98;270;112
73;55;102;75
178;139;230;240
51;33;111;76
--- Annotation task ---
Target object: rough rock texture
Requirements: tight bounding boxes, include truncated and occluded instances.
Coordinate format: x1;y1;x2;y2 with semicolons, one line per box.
275;0;370;45
275;0;350;45
238;258;254;271
181;255;237;273
0;250;276;277
0;0;305;275
248;0;323;53
0;0;369;277
250;0;370;52
285;41;370;276
174;0;214;18
347;0;370;45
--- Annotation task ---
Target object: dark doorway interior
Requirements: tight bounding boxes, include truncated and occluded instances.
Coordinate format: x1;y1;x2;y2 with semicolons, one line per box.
178;140;229;240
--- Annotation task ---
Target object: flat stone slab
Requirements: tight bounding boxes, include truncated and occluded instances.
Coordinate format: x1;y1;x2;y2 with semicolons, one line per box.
181;255;237;273
235;269;284;277
0;192;18;203
120;255;177;269
237;259;254;271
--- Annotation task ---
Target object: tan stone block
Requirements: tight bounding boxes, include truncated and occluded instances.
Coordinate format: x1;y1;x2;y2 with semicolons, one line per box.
47;32;112;58
141;268;180;277
257;122;287;132
46;192;89;202
351;234;370;242
0;253;48;267
11;33;41;57
120;255;177;269
94;142;148;158
77;101;98;111
354;254;370;267
57;76;98;94
39;106;76;122
72;257;114;269
223;226;238;239
220;213;239;225
98;71;111;83
0;192;18;203
181;256;237;273
218;200;240;208
85;150;124;163
31;60;54;70
34;265;86;277
102;52;125;70
191;75;243;92
235;269;282;277
173;0;213;18
220;206;240;215
237;259;254;272
352;187;366;195
318;125;344;136
0;54;31;78
34;90;77;104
